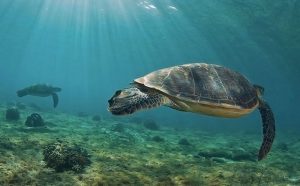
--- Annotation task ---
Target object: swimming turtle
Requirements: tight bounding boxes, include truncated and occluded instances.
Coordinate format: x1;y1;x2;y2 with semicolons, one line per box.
17;84;62;108
108;63;275;160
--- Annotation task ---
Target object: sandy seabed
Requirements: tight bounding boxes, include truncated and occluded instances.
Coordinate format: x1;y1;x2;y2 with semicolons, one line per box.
0;103;299;186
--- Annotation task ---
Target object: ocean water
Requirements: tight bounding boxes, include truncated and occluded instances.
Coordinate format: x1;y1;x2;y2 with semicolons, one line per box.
0;0;299;185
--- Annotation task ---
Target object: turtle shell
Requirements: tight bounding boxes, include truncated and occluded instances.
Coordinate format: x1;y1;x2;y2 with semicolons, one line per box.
134;63;258;109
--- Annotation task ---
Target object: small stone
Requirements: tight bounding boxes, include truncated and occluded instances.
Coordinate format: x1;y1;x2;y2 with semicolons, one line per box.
178;138;191;146
152;136;164;142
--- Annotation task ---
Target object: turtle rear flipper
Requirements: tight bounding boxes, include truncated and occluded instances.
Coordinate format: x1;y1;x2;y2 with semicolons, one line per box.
258;100;275;160
52;93;59;108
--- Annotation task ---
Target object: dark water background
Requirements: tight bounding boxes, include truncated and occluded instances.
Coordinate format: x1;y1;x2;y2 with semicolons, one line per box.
0;0;299;132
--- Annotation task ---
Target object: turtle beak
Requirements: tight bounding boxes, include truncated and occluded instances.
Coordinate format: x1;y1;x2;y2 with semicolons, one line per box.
108;90;121;106
107;98;115;112
108;90;125;114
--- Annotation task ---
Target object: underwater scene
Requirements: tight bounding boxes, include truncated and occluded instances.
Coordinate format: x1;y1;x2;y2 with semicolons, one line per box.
0;0;299;185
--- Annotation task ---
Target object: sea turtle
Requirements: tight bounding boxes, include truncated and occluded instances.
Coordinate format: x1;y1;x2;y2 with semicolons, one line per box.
108;63;275;160
17;84;62;108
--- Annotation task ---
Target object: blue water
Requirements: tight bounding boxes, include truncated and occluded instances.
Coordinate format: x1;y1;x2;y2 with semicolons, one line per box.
0;0;299;130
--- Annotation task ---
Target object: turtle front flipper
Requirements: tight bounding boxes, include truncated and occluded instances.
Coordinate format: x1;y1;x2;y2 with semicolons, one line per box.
51;93;59;108
258;99;275;160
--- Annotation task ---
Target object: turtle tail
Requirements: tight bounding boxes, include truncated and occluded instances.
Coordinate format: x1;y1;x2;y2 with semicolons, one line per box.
258;99;275;161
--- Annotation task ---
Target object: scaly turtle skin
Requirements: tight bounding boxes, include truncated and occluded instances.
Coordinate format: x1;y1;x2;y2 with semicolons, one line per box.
108;63;275;160
17;84;62;108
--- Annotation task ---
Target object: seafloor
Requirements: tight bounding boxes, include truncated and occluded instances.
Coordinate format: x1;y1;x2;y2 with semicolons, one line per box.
0;103;299;186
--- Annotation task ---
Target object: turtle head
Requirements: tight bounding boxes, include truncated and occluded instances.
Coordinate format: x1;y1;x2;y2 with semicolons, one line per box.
108;87;148;115
254;84;264;97
17;88;29;97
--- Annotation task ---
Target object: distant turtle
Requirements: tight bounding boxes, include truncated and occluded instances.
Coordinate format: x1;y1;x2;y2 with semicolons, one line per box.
108;63;275;160
17;84;62;108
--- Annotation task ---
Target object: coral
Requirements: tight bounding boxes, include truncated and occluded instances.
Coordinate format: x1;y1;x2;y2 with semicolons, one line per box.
25;113;44;127
178;138;191;146
43;141;91;172
143;120;159;130
152;135;164;142
5;107;20;121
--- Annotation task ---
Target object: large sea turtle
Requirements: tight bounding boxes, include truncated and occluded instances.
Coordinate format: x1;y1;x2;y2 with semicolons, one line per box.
17;84;62;108
108;63;275;160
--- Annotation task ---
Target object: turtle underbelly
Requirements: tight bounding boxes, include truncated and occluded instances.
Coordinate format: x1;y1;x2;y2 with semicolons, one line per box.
176;100;258;118
29;93;51;97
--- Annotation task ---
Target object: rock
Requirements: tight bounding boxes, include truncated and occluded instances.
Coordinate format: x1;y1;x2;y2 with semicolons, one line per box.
178;138;191;146
152;135;164;142
25;113;44;127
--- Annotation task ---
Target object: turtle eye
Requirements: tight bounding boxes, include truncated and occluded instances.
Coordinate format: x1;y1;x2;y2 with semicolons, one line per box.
115;90;122;96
